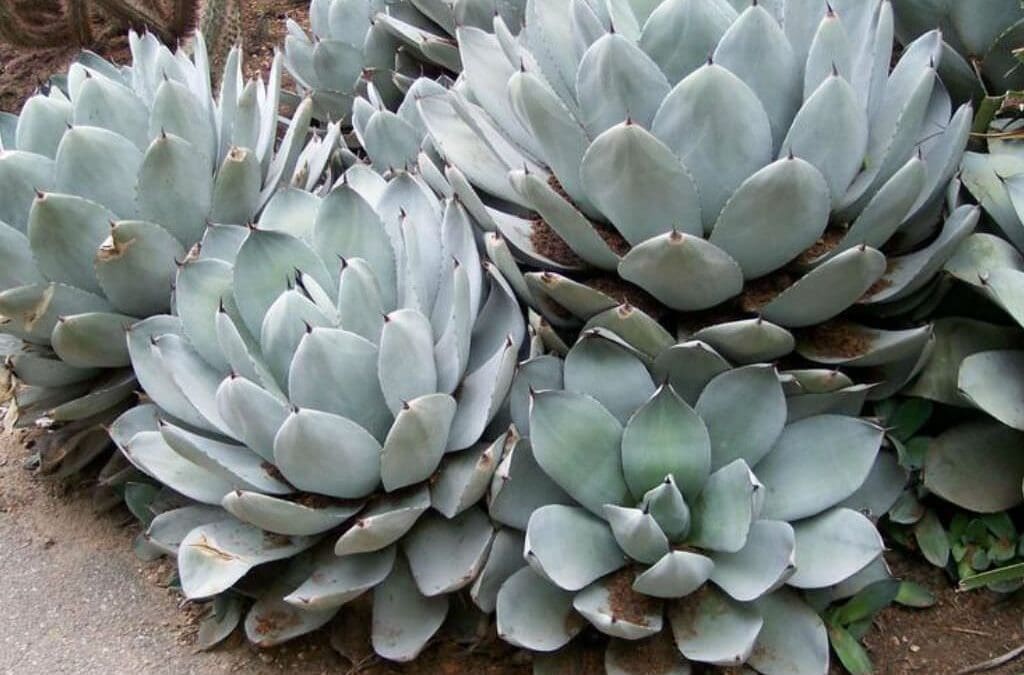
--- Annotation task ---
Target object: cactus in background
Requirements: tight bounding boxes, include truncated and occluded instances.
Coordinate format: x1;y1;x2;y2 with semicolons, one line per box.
198;0;243;77
0;0;199;48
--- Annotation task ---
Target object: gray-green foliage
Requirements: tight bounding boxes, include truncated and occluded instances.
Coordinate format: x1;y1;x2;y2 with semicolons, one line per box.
0;31;330;474
412;0;977;393
891;0;1024;100
283;0;527;121
918;108;1024;512
487;331;888;674
109;165;525;656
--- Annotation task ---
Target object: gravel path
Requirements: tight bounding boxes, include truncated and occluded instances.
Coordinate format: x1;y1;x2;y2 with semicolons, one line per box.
0;431;338;675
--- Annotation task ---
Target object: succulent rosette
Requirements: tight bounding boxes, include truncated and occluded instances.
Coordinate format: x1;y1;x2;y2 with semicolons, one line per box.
483;330;887;673
283;0;526;120
0;32;332;476
410;0;978;395
108;165;525;656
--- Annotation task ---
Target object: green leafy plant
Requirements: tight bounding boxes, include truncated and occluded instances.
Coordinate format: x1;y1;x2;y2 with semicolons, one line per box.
411;0;975;397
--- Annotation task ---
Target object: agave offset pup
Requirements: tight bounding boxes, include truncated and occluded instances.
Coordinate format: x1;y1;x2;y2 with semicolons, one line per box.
414;0;977;397
108;166;525;656
0;32;333;481
283;0;526;120
480;330;887;674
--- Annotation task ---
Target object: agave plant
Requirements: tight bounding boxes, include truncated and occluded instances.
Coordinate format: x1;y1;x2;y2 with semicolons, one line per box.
108;166;525;655
898;107;1024;514
412;0;979;396
891;0;1024;101
481;330;887;673
0;32;333;477
283;0;526;121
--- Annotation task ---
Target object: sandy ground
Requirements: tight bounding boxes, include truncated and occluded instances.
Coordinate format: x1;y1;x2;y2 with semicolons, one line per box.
0;431;340;675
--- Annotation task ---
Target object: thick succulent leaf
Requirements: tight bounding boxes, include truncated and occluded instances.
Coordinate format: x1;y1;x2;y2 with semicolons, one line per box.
176;259;236;373
574;573;663;640
603;505;670;565
618;232;744;311
803;10;852;98
96;220;182;316
0;151;54;232
713;4;800;151
244;595;337;648
576;34;670;136
121;431;233;505
651;64;772;231
490;436;573;530
652;341;731;405
378;309;438;414
233;228;331;338
222;491;362;537
788;508;883;589
584;304;676;362
668;586;763;666
621;385;710;500
633;550;714;598
780;74;868;207
136;133;212;245
149;78;216;167
688;459;759;554
0;282;111;343
924;422;1024;513
448;337;518;451
834;157;926;256
696;365;786;473
471;528;526;614
285;547;396;610
404;507;494;596
160;421;290;495
691;319;795;365
526;272;618;320
144;504;226;556
28;192;111;294
709;157;830;279
530;390;629;514
837;451;906;519
525;504;626;592
7;351;99;389
757;416;882;521
215;375;288;462
430;433;503;519
380;393;455;491
639;0;737;82
336;258;386;344
748;589;829;675
51;312;133;368
509;171;619;271
710;520;795;602
274;408;382;500
372;556;448;662
334;486;431;555
178;518;317;598
156;334;231;433
55;125;142;218
288;327;393;442
496;566;581;652
905;318;1022;406
580;122;702;245
642;477;692;543
798;323;933;369
761;247;887;328
0;220;43;289
509;355;564;437
959;350;1024;430
17;94;73;157
564;331;655;424
125;317;208;430
210;147;262;226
